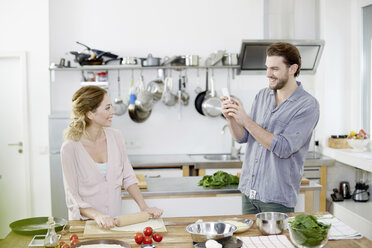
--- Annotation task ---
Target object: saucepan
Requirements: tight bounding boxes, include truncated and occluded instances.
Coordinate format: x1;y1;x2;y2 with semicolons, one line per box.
138;53;162;67
128;76;153;123
222;53;239;66
202;73;222;118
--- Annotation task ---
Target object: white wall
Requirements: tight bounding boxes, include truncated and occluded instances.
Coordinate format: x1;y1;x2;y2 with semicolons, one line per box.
0;0;51;216
49;0;316;155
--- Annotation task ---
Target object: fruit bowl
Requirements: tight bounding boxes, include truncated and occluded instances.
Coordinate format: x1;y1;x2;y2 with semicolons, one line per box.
347;139;369;152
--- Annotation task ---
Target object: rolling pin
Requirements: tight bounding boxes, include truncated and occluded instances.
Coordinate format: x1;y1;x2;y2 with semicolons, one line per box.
114;212;150;227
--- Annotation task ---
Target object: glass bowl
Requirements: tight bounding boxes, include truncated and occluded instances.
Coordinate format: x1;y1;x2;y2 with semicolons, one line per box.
288;224;330;248
347;139;369;152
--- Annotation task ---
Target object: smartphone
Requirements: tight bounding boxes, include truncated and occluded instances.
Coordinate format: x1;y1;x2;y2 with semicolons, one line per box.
221;88;231;101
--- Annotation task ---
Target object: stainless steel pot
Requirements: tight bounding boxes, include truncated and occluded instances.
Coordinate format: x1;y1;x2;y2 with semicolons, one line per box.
122;57;137;65
139;53;161;67
222;53;239;65
185;55;199;66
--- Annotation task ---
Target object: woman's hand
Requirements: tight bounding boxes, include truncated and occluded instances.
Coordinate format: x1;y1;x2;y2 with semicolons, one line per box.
144;207;163;218
94;214;116;229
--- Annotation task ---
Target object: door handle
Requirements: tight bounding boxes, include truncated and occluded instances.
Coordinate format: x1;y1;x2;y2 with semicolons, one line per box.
8;141;23;153
8;142;23;147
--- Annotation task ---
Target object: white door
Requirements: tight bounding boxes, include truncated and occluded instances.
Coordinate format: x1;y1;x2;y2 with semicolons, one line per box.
0;52;31;238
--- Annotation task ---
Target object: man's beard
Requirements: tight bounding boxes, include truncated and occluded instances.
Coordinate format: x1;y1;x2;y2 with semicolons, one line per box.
269;73;289;91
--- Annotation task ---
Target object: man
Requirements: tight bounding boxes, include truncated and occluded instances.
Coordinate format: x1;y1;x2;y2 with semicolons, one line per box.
221;42;319;214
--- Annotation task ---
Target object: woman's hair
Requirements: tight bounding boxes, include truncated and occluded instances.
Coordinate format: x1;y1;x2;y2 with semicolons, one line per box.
64;86;107;141
266;42;302;77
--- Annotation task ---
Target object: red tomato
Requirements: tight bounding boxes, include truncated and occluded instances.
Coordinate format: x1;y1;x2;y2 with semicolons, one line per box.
70;239;79;246
59;241;66;246
69;234;79;241
134;232;144;245
143;236;152;244
143;226;153;236
152;232;163;242
62;244;70;248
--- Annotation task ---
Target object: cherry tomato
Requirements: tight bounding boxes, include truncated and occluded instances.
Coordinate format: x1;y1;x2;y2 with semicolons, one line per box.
59;241;66;246
70;239;79;246
134;232;144;245
143;236;152;244
69;234;79;241
152;232;163;242
143;226;153;236
62;244;70;248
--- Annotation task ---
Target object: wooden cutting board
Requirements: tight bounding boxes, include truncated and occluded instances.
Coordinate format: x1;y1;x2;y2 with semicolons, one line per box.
83;219;167;238
301;177;310;185
121;174;147;189
136;174;147;189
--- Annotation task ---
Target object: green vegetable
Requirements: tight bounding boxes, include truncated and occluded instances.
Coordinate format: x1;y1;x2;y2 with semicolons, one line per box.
289;214;331;246
198;171;239;188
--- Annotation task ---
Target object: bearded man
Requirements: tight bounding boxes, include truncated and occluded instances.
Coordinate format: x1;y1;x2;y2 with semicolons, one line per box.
221;42;320;214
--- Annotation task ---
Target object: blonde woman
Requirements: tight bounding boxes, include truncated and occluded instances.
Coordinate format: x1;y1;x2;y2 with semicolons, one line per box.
61;86;163;229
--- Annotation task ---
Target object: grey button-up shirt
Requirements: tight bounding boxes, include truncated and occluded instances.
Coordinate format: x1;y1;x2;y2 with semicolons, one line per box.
237;82;319;208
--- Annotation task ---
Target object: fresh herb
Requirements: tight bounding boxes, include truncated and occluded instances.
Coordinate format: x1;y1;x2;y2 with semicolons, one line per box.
198;171;239;188
289;214;331;246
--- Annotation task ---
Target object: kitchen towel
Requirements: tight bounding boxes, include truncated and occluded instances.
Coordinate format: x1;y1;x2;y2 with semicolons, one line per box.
239;235;294;248
316;214;363;240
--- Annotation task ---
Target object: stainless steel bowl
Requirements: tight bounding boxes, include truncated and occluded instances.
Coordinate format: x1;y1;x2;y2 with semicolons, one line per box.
186;222;237;243
256;212;288;235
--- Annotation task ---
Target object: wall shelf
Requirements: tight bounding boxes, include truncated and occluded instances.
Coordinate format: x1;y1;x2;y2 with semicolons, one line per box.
49;64;240;71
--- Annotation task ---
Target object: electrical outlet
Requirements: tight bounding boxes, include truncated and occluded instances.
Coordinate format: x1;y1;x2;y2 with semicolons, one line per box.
125;140;142;148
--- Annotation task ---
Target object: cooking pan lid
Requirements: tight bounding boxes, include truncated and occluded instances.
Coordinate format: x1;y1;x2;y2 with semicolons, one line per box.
9;217;67;235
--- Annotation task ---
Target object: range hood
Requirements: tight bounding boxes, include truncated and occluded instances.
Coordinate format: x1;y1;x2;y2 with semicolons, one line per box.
237;39;325;75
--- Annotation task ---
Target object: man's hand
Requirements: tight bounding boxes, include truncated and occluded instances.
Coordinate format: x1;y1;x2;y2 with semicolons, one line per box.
221;97;250;126
221;96;235;120
94;214;115;229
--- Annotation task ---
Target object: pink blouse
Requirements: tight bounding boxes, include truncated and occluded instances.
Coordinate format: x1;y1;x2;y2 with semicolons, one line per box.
60;128;138;220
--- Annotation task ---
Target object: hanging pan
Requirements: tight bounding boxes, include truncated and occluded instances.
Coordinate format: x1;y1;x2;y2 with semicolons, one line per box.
194;69;209;116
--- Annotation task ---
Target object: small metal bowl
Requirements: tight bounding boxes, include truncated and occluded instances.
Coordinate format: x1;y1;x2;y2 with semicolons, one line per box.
256;212;289;235
186;222;237;243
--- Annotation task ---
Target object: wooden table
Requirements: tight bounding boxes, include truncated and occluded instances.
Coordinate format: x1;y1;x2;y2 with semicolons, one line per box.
1;213;371;248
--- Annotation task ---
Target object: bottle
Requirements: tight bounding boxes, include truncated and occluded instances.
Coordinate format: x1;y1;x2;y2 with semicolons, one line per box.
44;217;59;248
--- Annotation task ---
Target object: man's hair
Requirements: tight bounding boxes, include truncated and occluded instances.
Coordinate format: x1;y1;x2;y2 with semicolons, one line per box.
267;42;302;77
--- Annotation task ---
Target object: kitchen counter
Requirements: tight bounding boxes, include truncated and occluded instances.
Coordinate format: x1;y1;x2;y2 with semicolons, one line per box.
121;176;322;198
2;213;371;248
129;152;335;169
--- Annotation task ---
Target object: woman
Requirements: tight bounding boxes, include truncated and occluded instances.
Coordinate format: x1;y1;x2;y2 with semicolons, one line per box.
61;86;163;229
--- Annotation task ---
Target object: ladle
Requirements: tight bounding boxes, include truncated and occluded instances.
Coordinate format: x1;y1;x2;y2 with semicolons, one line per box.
113;70;127;116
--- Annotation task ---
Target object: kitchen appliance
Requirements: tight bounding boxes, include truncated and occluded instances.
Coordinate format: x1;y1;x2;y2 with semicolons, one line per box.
352;183;370;202
237;39;324;74
339;181;351;199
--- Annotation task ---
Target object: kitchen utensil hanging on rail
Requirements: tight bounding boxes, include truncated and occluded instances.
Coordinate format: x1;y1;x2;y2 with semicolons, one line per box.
202;69;222;117
194;69;208;116
112;70;127;116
